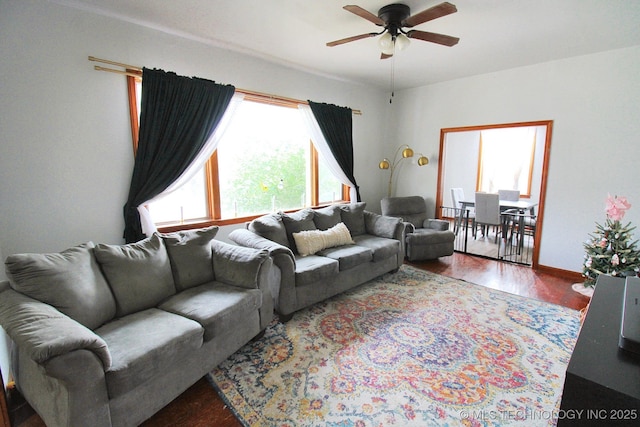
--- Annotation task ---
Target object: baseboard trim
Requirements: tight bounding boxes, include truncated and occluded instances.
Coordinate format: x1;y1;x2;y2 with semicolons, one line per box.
535;264;583;282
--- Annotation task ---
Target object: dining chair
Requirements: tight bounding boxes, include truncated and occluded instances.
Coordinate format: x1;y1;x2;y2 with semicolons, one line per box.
498;189;520;202
503;205;537;255
497;190;522;238
474;192;503;243
451;187;474;234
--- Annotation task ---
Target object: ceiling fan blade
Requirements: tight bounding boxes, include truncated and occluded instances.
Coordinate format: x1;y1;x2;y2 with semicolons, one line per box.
326;32;378;47
407;30;460;47
381;52;393;60
343;5;385;26
403;2;457;28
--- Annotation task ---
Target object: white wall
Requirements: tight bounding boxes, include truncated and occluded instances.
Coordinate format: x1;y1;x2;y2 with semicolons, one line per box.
392;45;640;272
0;0;390;256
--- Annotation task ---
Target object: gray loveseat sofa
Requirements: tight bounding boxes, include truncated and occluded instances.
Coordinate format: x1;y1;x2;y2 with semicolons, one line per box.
0;226;275;427
229;202;405;320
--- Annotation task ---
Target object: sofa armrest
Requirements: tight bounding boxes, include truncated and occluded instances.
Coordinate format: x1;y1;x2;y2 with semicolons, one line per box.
229;229;297;317
425;219;450;231
364;211;404;240
212;240;276;328
229;228;295;262
212;240;270;289
0;289;111;369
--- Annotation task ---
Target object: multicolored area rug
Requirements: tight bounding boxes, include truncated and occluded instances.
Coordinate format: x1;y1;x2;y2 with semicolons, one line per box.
209;265;580;426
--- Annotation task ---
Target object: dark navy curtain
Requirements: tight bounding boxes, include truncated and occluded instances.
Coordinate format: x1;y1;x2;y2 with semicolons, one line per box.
307;100;361;201
123;68;235;242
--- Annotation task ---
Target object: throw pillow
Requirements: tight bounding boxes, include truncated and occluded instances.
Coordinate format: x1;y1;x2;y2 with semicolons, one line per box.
293;222;355;256
339;202;367;236
248;213;289;248
281;209;317;253
312;205;342;230
94;233;175;317
162;225;218;291
5;242;117;330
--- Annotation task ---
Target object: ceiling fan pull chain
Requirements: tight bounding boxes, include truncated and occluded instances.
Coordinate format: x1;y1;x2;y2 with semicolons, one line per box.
389;54;395;104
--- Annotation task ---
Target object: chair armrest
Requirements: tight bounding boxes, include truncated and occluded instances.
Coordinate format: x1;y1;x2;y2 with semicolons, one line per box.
0;289;111;369
364;211;404;240
426;219;450;231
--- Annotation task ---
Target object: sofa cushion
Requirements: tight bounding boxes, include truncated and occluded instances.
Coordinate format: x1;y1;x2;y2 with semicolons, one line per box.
281;209;317;253
162;226;218;291
211;241;269;289
96;308;203;398
339;202;367;236
312;205;342;230
352;235;401;262
294;255;339;286
158;282;262;341
5;242;116;330
249;213;289;248
94;234;175;318
293;222;354;256
318;245;372;271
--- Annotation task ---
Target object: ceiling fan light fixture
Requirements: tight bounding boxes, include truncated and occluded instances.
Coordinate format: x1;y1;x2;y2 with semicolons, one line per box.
378;31;394;51
381;44;395;56
395;33;410;51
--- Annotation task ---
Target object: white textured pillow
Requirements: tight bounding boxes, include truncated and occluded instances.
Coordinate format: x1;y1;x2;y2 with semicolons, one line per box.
293;222;354;256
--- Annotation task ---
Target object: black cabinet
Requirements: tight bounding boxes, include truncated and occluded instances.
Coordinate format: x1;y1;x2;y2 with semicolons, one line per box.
558;275;640;426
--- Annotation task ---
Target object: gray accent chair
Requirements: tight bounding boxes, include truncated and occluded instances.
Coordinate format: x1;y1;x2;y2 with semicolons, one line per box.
381;196;455;261
0;227;276;427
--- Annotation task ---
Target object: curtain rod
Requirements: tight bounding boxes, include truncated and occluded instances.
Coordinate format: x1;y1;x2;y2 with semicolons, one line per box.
89;56;362;115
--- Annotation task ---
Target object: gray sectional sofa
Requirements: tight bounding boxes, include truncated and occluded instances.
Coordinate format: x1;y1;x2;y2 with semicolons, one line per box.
0;226;276;427
229;202;406;320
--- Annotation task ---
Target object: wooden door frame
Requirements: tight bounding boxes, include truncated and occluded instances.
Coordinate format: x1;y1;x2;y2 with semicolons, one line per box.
435;120;553;268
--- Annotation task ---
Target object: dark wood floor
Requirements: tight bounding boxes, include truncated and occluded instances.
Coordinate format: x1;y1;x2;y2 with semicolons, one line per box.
15;253;590;427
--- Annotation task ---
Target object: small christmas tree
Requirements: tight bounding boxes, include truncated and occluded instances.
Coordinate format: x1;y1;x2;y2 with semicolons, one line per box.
582;195;640;287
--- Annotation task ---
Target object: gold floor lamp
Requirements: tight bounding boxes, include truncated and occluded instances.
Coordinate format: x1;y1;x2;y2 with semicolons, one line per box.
379;145;429;197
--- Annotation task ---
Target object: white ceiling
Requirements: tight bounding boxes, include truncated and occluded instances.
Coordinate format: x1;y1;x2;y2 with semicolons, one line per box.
58;0;640;90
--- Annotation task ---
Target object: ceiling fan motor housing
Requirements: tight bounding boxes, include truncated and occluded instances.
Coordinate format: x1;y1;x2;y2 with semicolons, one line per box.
378;3;411;34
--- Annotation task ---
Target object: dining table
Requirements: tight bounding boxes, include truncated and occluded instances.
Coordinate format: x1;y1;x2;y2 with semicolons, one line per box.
455;198;538;254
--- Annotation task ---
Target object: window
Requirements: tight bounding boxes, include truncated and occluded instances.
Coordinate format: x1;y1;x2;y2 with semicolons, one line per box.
476;126;536;197
127;78;348;228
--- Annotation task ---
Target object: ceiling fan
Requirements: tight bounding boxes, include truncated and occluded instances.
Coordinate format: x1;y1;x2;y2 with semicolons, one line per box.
327;2;460;59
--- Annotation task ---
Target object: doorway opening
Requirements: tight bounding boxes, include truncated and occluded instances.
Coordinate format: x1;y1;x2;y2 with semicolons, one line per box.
435;121;553;268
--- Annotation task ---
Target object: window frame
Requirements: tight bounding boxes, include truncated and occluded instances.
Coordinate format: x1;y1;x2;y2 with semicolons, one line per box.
126;76;350;231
